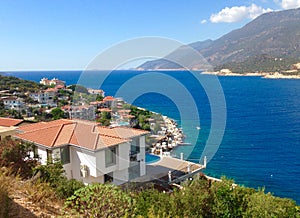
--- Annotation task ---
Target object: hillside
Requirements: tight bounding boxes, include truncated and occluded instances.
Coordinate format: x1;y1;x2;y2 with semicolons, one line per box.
0;75;44;92
139;8;300;72
138;40;213;70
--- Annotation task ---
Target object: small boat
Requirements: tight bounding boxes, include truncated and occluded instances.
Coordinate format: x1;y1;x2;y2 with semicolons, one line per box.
196;126;201;130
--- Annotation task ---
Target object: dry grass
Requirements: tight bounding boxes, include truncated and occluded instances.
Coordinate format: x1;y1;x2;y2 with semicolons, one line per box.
0;167;65;217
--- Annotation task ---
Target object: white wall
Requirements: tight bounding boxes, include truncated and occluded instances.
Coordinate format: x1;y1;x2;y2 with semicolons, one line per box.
36;138;143;185
94;142;131;184
139;136;146;176
113;168;129;185
118;142;130;171
37;147;48;165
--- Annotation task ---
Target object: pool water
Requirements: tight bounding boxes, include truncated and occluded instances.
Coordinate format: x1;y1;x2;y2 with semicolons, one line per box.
146;153;161;164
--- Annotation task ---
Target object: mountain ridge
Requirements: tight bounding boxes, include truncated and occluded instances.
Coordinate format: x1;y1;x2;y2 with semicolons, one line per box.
138;8;300;72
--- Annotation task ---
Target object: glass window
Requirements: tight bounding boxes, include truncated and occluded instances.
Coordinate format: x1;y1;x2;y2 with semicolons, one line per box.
46;149;53;163
105;146;116;167
60;146;70;164
131;137;140;153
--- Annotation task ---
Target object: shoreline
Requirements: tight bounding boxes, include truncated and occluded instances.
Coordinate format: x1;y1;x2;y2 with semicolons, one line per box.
201;71;300;79
148;115;185;156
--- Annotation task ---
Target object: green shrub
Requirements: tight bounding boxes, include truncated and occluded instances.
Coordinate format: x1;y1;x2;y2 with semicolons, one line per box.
245;190;299;218
33;161;84;199
134;188;173;217
65;183;135;217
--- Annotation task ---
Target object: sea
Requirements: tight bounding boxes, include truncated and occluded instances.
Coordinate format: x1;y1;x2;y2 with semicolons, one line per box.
3;70;300;203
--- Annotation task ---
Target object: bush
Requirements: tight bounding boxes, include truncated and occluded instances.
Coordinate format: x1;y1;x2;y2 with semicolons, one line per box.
33;161;84;199
65;183;135;217
245;190;299;218
134;188;174;218
132;177;299;218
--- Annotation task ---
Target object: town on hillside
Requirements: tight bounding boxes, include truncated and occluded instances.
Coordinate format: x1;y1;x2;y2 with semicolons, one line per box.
0;75;205;188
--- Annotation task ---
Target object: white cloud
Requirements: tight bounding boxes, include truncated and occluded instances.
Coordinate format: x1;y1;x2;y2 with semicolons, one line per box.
210;4;273;23
280;0;300;9
201;19;207;24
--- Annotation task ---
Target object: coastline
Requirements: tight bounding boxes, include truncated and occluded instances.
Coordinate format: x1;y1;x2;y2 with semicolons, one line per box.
201;70;300;79
148;114;185;156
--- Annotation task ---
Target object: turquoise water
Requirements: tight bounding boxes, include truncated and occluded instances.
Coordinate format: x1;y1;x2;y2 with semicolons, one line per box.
5;70;300;203
146;153;161;164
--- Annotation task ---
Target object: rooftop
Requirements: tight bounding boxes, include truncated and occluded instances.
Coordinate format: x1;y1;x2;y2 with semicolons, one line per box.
0;117;24;127
16;119;148;151
103;96;116;101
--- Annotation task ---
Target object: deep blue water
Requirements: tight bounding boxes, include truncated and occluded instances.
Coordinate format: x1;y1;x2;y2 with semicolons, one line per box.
4;70;300;203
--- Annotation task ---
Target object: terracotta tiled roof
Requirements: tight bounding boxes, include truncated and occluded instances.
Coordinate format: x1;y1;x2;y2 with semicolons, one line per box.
16;125;65;147
98;108;112;112
98;126;149;139
44;88;57;92
103;96;116;101
15;119;147;151
55;85;65;89
17;119;72;132
0;117;23;127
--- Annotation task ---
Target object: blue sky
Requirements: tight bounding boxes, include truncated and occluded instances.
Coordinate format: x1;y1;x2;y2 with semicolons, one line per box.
0;0;299;70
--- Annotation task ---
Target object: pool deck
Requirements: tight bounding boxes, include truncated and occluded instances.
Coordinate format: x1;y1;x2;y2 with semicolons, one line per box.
133;156;205;183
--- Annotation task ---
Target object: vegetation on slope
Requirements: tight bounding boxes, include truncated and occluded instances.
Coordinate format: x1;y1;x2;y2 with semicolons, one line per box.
215;54;299;73
0;75;44;93
0;133;299;217
63;176;300;218
0;138;84;217
129;105;152;131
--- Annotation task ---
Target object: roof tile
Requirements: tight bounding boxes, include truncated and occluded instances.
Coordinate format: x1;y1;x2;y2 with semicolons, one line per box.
15;119;149;151
0;117;23;127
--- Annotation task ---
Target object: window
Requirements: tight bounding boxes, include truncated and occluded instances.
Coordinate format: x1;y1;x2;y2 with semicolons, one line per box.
60;146;70;164
130;138;140;161
131;138;140;153
105;146;116;167
47;149;53;163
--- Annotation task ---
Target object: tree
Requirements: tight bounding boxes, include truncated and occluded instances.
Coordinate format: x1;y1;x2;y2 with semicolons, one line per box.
96;94;104;101
0;139;38;178
68;84;89;94
97;111;111;126
51;108;66;120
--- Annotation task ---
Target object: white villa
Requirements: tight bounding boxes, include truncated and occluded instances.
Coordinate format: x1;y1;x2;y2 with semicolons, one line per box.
15;119;148;185
29;88;57;106
61;105;96;121
1;96;24;111
40;78;65;87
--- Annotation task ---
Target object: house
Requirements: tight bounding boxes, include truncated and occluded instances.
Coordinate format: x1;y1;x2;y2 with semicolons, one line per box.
29;88;57;106
61;105;96;120
87;88;105;96
0;117;24;140
102;96;117;108
1;96;24;111
40;78;66;87
15;119;148;185
89;101;102;108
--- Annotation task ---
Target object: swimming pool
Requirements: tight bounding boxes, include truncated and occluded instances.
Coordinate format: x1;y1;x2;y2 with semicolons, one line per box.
146;153;161;164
